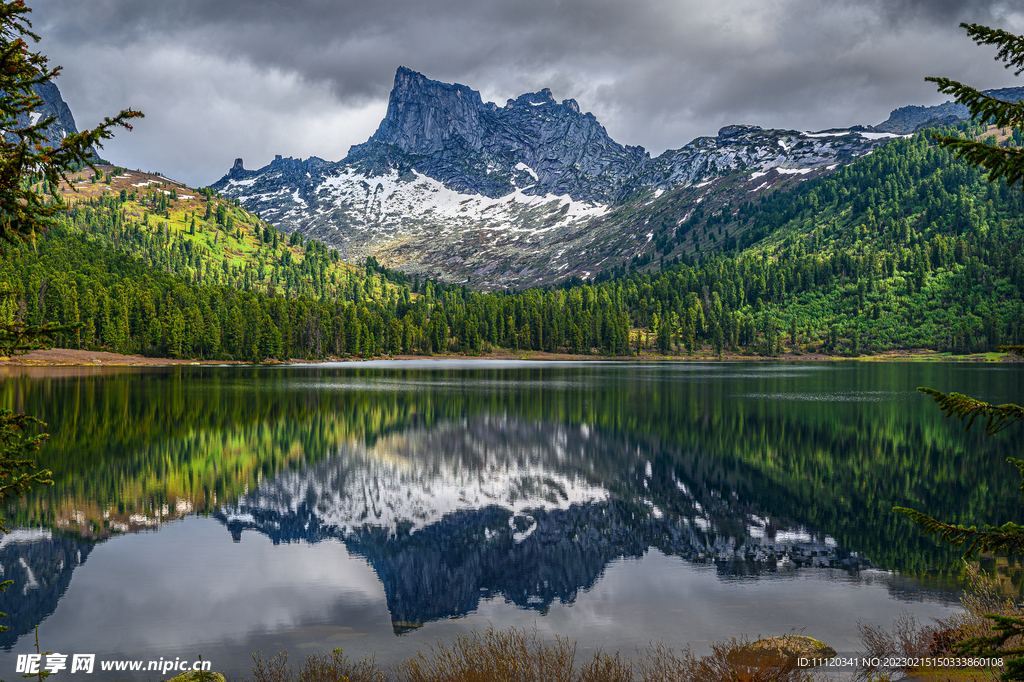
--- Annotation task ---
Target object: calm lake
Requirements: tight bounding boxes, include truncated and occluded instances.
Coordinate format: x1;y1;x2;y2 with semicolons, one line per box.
0;360;1020;679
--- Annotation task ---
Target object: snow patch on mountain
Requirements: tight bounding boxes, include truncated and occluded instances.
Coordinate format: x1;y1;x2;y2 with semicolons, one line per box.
859;131;906;140
515;162;539;181
223;166;610;258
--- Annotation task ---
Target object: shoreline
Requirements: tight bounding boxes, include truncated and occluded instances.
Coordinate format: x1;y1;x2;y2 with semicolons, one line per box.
0;347;1019;367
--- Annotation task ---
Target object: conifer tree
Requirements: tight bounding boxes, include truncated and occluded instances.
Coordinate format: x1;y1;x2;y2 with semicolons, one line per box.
0;0;141;353
894;21;1024;681
0;0;140;631
927;24;1024;187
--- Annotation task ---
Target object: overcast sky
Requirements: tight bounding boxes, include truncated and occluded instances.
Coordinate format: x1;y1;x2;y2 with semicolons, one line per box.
28;0;1024;188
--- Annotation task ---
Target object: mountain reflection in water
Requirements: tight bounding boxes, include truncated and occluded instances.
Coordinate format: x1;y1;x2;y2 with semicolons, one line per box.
0;361;1019;660
212;415;870;634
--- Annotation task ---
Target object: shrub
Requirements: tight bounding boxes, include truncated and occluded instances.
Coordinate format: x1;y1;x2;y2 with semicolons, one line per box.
857;562;1022;680
392;625;577;682
249;648;388;682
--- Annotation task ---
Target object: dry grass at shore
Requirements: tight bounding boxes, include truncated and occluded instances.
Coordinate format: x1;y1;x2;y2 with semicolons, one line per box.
857;564;1020;681
244;627;828;682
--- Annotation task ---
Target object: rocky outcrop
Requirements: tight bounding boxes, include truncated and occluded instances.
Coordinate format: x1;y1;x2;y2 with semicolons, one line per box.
875;86;1024;134
731;636;838;670
365;67;490;157
345;67;648;203
3;80;84;152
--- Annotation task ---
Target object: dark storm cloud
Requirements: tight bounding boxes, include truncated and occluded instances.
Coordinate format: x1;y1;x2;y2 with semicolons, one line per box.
26;0;1024;186
35;0;657;99
871;0;1013;25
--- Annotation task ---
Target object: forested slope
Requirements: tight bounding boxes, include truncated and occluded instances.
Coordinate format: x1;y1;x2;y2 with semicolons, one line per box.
4;125;1023;361
654;123;1024;354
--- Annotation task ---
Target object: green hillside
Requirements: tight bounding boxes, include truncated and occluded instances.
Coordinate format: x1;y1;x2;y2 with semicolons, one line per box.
0;167;421;361
52;166;407;299
606;123;1024;355
4;124;1023;361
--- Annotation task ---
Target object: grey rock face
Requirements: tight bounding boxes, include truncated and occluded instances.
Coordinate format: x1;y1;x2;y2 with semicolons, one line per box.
367;67;489;156
348;66;647;203
3;80;82;151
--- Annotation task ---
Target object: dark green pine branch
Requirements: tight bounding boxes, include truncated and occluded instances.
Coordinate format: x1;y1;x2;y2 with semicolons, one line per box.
925;24;1024;189
961;23;1024;76
917;387;1024;435
893;505;1024;557
955;614;1024;682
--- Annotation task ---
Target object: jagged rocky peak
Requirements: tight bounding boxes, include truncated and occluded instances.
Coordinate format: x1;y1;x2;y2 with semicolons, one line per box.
507;88;555;107
226;157;260;183
369;66;488;155
345;66;646;203
364;67;604;162
505;88;587;121
505;88;583;114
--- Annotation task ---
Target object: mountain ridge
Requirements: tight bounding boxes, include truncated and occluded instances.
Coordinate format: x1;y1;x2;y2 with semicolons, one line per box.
875;86;1024;134
214;67;907;288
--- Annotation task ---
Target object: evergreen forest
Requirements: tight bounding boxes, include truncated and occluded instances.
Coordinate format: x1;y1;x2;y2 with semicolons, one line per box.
5;122;1024;362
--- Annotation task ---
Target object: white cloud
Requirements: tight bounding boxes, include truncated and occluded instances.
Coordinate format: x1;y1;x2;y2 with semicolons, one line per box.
43;41;382;185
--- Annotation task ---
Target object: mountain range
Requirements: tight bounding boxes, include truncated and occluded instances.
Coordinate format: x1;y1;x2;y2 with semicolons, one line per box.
23;68;1021;290
209;68;1023;288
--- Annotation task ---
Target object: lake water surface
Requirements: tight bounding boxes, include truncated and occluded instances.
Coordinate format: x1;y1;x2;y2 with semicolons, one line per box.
0;360;1020;679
